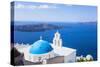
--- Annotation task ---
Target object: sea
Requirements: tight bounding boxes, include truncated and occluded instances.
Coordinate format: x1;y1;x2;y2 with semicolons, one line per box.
13;22;97;60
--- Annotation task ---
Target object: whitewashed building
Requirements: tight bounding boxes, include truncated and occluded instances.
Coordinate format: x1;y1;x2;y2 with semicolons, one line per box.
14;31;76;64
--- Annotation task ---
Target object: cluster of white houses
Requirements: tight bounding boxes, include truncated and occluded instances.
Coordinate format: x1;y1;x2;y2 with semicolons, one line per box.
14;31;77;64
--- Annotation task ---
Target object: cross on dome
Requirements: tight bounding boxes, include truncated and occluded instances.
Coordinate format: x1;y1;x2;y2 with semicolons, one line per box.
40;36;42;40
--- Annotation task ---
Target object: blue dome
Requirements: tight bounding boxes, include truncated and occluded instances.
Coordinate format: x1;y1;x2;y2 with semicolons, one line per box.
29;40;53;54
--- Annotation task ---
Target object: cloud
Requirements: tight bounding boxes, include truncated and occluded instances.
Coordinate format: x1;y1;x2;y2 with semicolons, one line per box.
38;5;57;9
65;4;73;6
15;4;25;8
15;4;57;9
39;5;49;9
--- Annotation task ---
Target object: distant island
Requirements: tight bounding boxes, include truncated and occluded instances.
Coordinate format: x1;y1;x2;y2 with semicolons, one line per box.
12;23;63;32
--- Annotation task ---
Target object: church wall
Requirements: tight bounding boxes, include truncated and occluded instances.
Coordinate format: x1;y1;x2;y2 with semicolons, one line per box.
24;50;55;62
64;51;76;63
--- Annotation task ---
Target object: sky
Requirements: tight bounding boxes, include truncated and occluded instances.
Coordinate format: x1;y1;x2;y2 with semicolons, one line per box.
12;1;97;23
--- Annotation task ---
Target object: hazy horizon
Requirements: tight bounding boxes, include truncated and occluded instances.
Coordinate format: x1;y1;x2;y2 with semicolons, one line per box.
12;1;97;23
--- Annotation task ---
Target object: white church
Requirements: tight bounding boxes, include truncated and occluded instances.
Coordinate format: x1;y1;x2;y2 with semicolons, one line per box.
14;31;76;64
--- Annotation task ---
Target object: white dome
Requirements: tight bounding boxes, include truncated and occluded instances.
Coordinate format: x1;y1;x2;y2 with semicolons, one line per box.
86;54;93;60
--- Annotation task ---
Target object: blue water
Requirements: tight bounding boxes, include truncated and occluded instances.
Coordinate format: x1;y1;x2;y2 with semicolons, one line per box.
13;22;97;60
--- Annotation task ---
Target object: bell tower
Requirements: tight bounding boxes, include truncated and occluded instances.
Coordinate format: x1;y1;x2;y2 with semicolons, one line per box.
53;30;62;48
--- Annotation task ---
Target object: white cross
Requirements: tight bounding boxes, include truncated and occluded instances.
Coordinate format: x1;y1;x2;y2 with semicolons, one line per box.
40;36;42;40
